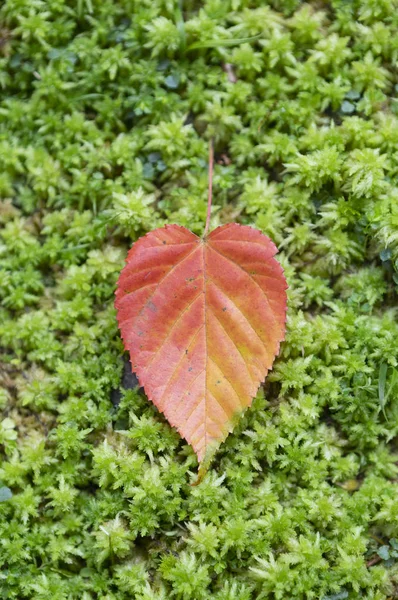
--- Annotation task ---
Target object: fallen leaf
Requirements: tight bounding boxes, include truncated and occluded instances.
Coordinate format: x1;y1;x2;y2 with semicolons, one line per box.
115;222;287;477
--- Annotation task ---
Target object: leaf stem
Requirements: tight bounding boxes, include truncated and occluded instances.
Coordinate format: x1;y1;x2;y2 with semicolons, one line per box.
203;139;214;238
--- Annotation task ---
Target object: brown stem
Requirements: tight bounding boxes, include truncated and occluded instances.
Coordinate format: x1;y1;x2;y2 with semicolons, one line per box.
203;139;214;238
366;556;383;568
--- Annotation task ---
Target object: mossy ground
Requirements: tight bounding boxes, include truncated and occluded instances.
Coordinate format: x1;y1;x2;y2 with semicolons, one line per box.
1;0;398;598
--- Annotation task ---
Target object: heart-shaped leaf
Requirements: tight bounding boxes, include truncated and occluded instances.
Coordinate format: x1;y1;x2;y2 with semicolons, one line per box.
115;222;287;476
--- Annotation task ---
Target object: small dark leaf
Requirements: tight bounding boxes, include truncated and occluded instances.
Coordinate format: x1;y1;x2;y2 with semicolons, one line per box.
377;545;390;560
157;59;170;71
0;486;12;502
390;538;398;550
148;152;161;163
346;89;361;100
341;101;355;114
380;248;391;262
164;74;180;89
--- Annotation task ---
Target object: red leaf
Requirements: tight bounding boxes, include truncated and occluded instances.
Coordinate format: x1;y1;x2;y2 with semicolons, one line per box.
115;223;287;475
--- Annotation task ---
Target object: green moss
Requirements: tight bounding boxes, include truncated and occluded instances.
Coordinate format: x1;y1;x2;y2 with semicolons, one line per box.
0;0;398;598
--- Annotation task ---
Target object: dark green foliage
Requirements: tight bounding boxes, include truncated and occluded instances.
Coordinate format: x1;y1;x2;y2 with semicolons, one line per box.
0;0;398;598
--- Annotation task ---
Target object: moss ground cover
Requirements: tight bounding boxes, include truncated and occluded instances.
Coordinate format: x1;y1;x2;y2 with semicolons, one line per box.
1;0;398;598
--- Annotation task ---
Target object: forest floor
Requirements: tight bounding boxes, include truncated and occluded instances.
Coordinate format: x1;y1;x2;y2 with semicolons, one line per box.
1;1;398;598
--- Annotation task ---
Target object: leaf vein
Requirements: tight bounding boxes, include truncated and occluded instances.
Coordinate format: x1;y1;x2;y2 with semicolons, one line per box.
208;355;243;410
209;308;257;386
158;324;205;408
142;290;203;377
128;243;200;328
207;276;266;351
169;368;206;421
208;245;279;328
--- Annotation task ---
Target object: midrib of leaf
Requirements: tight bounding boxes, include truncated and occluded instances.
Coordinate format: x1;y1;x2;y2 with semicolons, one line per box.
202;240;209;458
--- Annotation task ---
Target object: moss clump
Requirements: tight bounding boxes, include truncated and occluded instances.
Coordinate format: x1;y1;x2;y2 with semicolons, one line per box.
1;0;398;598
